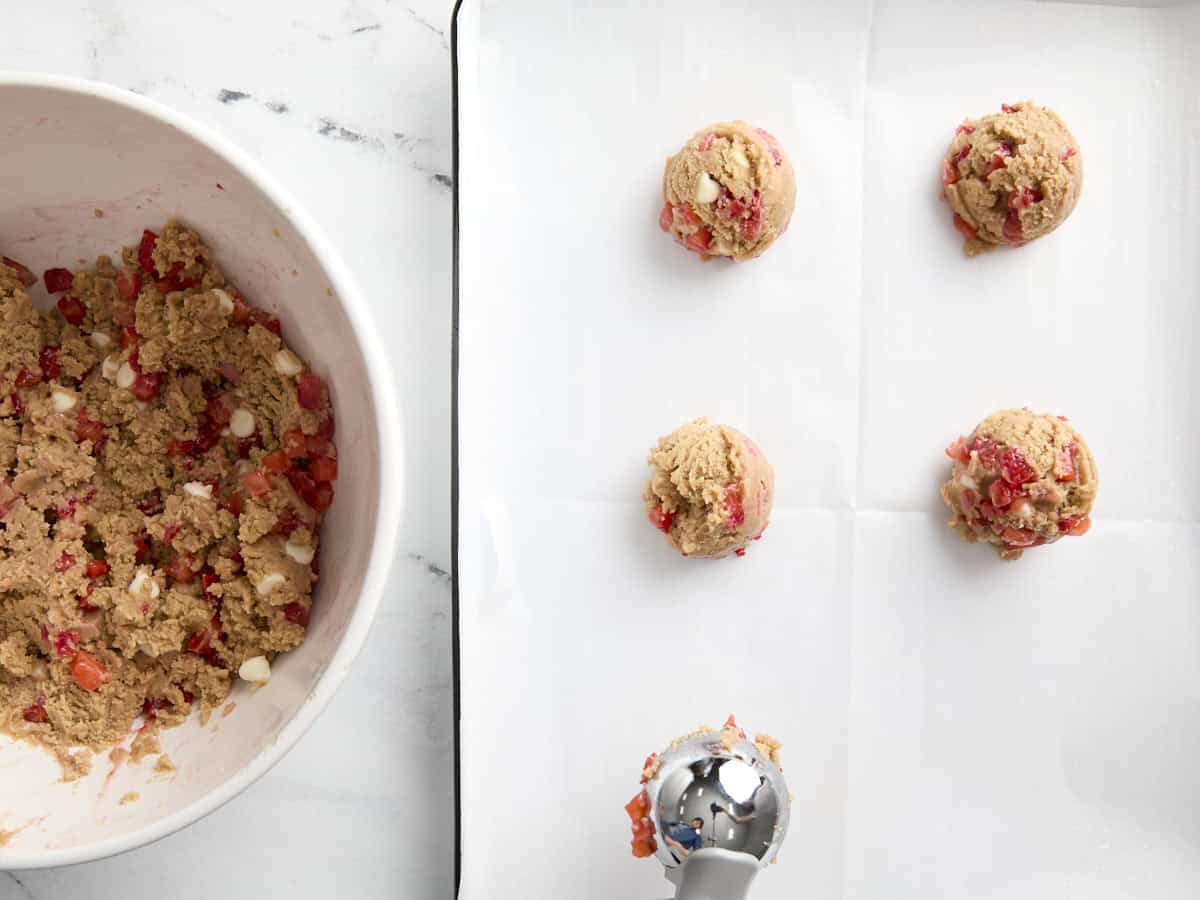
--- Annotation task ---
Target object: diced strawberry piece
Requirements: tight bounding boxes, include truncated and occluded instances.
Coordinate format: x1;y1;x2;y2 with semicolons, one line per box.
185;629;211;655
988;142;1012;173
716;188;746;221
220;491;245;517
283;601;310;626
137;490;164;516
244;470;272;497
724;483;745;529
162;521;182;545
311;482;334;512
970;437;999;470
117;268;142;300
296;373;323;410
22;698;47;723
55;497;77;521
277;427;304;458
133;533;151;562
57;295;87;326
286;466;316;497
206;395;231;425
988;479;1013;507
165;553;197;583
677;204;702;228
85;559;109;579
1008;186;1043;210
1002;526;1036;548
697;132;715;152
39;346;60;380
75;410;106;446
141;697;172;720
201;570;219;594
639;752;658;784
739;191;763;242
263;450;290;473
1059;515;1091;536
1056;443;1076;482
115;328;138;352
648;506;672;533
952;213;977;241
192;420;222;455
998;447;1037;485
127;348;142;373
181;688;195;704
9;392;22;417
625;789;650;821
77;581;99;612
1001;103;1019;113
137;229;159;275
959;487;981;511
734;547;747;557
54;551;75;573
251;309;282;335
217;361;242;384
755;128;784;166
166;438;196;457
131;371;163;401
945;436;970;463
309;455;338;482
1002;210;1023;243
942;159;959;186
54;630;80;658
70;650;109;691
658;202;674;233
316;416;335;439
955;119;975;135
978;500;1000;522
43;267;74;293
14;368;40;388
236;434;261;459
2;256;37;287
272;509;300;535
1060;145;1076;162
305;433;332;457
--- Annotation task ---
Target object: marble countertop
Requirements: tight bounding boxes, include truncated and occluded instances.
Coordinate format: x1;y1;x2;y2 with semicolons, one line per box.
2;1;455;897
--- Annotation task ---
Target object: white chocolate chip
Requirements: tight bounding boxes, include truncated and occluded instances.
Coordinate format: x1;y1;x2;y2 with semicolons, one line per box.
958;475;979;491
730;147;750;169
129;570;160;601
255;572;286;597
183;482;213;500
273;349;303;377
50;390;77;413
116;362;136;390
238;655;271;684
90;332;112;350
212;288;234;315
101;355;121;382
229;408;255;438
234;460;254;476
284;540;315;565
694;172;720;204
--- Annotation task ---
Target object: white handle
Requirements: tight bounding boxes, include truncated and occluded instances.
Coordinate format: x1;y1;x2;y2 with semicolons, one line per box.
665;849;761;900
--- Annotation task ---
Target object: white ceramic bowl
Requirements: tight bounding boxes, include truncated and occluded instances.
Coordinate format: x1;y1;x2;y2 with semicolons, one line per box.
0;73;402;868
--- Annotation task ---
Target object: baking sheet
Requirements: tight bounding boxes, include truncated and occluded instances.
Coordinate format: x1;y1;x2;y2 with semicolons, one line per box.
453;1;1200;897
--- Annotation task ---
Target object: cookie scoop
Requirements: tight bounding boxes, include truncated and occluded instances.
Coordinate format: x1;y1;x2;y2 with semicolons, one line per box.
644;418;773;559
941;408;1097;559
941;101;1082;255
659;121;796;261
625;717;789;900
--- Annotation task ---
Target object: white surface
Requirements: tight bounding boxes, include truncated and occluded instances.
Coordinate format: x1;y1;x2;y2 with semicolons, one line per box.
0;1;454;897
456;1;1200;899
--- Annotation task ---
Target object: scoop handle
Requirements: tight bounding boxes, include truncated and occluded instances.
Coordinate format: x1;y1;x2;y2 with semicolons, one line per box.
664;848;760;900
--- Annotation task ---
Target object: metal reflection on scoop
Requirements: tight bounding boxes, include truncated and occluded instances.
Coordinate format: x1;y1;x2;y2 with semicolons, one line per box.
643;725;789;873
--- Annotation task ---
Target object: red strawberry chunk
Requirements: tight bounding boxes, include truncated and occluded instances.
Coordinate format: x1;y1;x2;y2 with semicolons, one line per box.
263;450;290;473
220;491;245;517
296;373;323;410
955;119;976;135
39;346;60;380
132;371;163;401
1002;526;1036;548
85;559;109;579
57;295;87;326
941;159;959;186
648;506;672;533
999;447;1037;485
244;470;272;497
1056;443;1076;482
952;213;977;241
283;601;310;627
272;509;300;536
970;437;999;470
724;484;745;529
14;368;40;388
697;132;715;151
282;429;308;459
1060;145;1076;162
978;500;1000;522
1001;103;1020;113
311;482;334;512
2;257;37;287
625;789;650;821
71;651;109;691
138;229;159;275
988;479;1013;508
1002;210;1024;243
309;455;338;482
716;188;746;221
945;436;970;463
75;410;106;446
988;142;1012;173
162;522;182;545
43;267;74;293
206;395;231;425
117;268;141;300
166;438;196;457
22;698;47;723
165;554;197;583
54;551;75;573
142;697;172;720
658;202;673;233
677;204;702;228
55;630;80;658
739;191;764;242
1008;186;1043;210
683;227;712;254
959;487;981;511
1059;515;1091;536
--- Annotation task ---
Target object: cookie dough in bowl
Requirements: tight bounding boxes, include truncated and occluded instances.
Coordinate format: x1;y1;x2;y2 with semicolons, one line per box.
659;121;796;261
941;409;1097;560
644;418;773;558
0;74;401;870
941;101;1082;255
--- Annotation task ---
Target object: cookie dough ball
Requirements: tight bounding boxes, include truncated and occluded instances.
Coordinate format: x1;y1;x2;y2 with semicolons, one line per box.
941;101;1082;255
659;121;796;261
941;409;1097;560
644;418;773;558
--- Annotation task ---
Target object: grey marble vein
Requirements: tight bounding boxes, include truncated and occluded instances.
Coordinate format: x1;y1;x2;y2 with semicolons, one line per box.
407;553;451;585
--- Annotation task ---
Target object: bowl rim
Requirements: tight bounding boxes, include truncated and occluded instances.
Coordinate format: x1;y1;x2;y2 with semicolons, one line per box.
0;71;405;869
